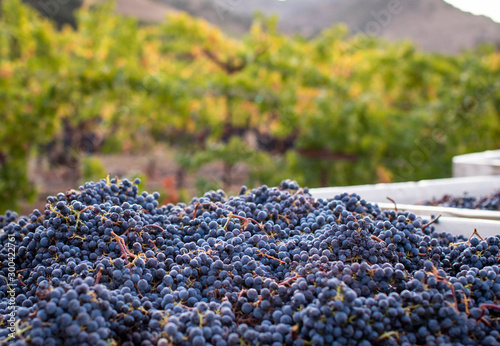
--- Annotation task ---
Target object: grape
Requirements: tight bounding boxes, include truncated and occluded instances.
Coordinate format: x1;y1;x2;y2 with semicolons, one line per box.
1;178;499;345
423;190;500;210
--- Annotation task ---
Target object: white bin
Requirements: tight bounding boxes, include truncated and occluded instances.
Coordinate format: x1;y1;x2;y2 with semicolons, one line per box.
310;176;500;238
311;175;500;205
453;150;500;177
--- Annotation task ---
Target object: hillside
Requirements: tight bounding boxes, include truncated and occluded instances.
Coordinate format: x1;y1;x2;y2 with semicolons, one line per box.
11;0;500;53
160;0;500;53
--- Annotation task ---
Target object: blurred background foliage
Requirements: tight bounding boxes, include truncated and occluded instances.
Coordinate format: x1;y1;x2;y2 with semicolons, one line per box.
0;0;499;212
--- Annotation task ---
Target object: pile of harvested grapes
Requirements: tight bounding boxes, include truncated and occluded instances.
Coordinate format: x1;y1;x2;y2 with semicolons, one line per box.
1;178;499;345
423;191;500;211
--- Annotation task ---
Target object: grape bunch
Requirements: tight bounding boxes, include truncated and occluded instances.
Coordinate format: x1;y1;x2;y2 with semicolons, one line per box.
423;191;500;210
0;211;18;230
1;178;500;345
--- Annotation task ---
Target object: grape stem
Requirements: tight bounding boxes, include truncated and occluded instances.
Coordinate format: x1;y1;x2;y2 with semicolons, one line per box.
191;202;222;221
386;197;398;212
94;267;104;286
0;320;31;344
279;274;304;286
255;249;286;264
17;274;27;287
143;224;165;232
480;303;500;312
110;231;136;261
421;214;441;231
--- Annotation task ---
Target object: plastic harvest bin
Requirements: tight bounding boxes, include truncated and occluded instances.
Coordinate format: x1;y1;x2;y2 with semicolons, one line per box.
310;176;500;238
453;150;500;177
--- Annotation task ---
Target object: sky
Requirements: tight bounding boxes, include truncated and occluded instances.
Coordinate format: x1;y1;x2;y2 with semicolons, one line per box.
443;0;500;23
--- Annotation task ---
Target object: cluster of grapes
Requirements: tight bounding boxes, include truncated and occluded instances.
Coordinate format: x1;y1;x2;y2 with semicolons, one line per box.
423;191;500;210
1;178;499;345
0;211;18;230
